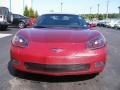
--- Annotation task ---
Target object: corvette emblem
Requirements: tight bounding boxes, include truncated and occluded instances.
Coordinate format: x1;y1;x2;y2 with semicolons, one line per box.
51;48;64;53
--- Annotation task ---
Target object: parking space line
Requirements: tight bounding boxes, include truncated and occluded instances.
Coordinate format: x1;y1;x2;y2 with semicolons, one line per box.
0;34;12;38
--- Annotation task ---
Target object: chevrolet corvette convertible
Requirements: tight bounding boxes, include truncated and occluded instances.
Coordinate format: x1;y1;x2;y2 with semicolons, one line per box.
10;14;107;76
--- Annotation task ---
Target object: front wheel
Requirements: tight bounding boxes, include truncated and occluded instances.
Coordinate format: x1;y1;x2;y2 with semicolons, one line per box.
0;25;8;31
8;60;21;77
18;22;25;29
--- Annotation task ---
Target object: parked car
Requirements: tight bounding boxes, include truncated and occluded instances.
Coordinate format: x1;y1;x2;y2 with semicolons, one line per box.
97;21;104;27
97;20;106;27
89;21;97;27
28;18;37;27
106;19;120;28
10;14;107;76
97;19;111;27
11;14;30;29
114;21;120;29
85;20;97;28
0;7;13;30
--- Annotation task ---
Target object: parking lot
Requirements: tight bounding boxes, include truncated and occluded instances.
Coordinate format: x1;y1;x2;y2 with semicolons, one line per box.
0;27;120;90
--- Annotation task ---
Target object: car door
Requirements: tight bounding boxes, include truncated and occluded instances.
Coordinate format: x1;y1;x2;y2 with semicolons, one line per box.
19;15;28;22
12;14;20;26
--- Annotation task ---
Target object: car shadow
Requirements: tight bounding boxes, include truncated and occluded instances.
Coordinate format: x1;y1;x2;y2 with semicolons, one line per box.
0;28;11;31
8;61;98;83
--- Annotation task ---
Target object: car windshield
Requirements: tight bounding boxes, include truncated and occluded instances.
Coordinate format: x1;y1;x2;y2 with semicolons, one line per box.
0;7;9;15
34;14;88;28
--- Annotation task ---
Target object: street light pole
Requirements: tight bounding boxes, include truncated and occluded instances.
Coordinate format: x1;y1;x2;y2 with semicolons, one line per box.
89;7;92;20
61;1;63;13
90;7;92;14
97;4;100;20
118;6;120;14
23;0;24;11
10;0;11;12
118;6;120;18
98;4;100;15
31;0;33;8
106;0;109;19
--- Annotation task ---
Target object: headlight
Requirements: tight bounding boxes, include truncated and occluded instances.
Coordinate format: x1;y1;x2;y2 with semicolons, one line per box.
12;35;28;48
87;35;106;50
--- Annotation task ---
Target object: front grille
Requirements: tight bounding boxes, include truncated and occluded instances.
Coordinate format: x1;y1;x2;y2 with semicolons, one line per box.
25;62;90;72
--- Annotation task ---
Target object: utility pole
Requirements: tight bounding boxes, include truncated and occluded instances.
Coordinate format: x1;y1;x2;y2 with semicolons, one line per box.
61;0;63;13
106;0;109;19
9;0;11;12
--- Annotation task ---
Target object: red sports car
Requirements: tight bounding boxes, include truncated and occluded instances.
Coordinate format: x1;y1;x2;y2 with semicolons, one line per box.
10;14;107;76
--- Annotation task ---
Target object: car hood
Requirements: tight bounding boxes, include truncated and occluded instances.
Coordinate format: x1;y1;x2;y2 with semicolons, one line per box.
20;28;100;43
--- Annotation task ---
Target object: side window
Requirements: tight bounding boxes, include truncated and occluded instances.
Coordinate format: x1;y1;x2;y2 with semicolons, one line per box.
13;14;19;18
13;14;16;18
0;8;9;15
19;15;23;18
17;15;20;18
79;16;87;27
4;8;9;16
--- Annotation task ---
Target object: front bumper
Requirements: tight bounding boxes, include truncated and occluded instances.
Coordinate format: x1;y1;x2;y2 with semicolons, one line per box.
0;21;9;26
11;46;107;76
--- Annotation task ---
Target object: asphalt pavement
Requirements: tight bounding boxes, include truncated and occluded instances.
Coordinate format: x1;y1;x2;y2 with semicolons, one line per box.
0;27;120;90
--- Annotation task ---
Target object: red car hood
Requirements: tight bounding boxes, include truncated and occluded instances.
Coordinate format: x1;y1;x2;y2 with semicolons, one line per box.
20;28;100;43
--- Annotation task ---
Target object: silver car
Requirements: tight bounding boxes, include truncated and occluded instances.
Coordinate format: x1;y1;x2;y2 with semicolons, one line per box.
114;21;120;29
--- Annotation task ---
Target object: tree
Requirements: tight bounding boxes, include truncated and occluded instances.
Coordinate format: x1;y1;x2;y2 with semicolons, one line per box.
34;10;39;18
98;14;104;20
29;7;35;18
23;6;39;18
24;6;29;17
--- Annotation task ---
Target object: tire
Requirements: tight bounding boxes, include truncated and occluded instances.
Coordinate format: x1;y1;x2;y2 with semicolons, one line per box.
0;25;8;31
18;22;25;29
12;66;20;76
114;27;118;30
8;60;21;77
90;73;100;77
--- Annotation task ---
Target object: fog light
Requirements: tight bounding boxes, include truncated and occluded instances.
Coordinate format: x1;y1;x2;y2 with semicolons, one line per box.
95;61;105;68
11;59;20;65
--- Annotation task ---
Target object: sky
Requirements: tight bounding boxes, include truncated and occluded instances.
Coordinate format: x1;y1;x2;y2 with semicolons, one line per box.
0;0;120;15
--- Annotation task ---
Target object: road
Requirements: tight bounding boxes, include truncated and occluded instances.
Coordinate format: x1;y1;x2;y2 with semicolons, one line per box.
0;27;120;90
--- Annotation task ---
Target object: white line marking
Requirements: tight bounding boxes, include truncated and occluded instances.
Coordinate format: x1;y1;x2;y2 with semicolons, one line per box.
0;34;12;38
